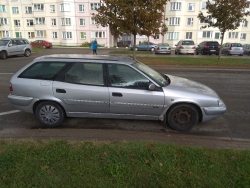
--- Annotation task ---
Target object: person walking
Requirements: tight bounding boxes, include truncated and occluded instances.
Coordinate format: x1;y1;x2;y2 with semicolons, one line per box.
91;40;98;55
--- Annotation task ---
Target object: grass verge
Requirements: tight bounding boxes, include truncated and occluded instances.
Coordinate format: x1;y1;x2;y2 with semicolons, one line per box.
32;47;44;53
0;140;249;187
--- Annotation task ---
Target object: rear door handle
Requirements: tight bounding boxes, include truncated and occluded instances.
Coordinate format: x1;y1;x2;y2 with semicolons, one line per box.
56;89;66;93
112;92;123;97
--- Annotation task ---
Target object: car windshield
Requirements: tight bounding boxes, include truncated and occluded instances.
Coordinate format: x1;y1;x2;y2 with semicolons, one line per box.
207;42;219;46
0;40;9;46
159;43;169;47
182;41;194;45
132;61;169;87
232;43;242;47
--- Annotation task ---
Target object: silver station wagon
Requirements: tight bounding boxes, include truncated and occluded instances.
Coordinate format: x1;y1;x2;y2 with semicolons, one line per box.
8;55;227;132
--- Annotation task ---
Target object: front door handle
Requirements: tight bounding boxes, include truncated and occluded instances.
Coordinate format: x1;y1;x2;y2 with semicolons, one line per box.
56;89;66;93
112;92;123;97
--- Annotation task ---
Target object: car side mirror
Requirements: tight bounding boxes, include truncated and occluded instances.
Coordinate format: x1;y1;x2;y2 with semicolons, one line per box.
8;44;13;47
149;83;156;91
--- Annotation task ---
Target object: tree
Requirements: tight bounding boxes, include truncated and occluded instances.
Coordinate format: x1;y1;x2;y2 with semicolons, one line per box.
92;0;169;59
197;0;250;62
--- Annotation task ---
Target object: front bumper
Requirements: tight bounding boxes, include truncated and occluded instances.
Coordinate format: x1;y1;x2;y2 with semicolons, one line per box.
202;105;227;122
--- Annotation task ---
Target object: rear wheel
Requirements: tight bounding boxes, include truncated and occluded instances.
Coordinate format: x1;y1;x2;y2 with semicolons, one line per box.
151;47;155;51
35;101;65;128
175;50;178;55
201;50;204;55
195;50;199;55
167;104;199;132
0;51;7;60
24;49;31;57
227;51;231;55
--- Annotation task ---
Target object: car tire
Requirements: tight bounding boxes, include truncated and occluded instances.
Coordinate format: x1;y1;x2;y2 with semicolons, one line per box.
35;101;65;128
151;47;155;51
0;51;7;60
249;52;250;56
227;51;231;55
24;49;31;57
195;50;199;55
201;50;204;55
175;51;177;55
166;104;199;132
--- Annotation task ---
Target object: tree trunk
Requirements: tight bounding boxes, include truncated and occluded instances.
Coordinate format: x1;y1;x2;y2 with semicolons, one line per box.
147;36;149;51
133;34;136;60
218;31;225;63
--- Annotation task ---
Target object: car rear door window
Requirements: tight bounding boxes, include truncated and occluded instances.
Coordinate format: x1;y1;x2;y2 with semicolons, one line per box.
19;62;68;80
65;63;104;86
182;41;194;45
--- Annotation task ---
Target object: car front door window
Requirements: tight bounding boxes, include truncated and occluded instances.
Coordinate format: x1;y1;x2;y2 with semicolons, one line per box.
108;64;149;90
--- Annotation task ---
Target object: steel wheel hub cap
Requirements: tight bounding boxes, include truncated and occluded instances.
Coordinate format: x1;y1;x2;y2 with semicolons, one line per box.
174;109;192;126
39;105;59;124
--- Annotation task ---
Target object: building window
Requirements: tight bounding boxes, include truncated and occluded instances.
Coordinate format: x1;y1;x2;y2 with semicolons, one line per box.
91;3;101;10
50;5;55;13
79;5;84;12
14;20;21;26
214;32;222;39
170;2;181;10
201;2;206;9
154;34;160;39
0;31;9;37
27;19;34;26
33;4;44;11
60;4;71;12
91;31;106;38
15;32;22;38
188;3;195;11
91;18;98;25
202;31;212;38
51;19;56;26
169;17;180;25
79;19;85;26
52;32;57;38
0;18;8;25
242;21;248;27
228;32;238;38
12;7;19;14
240;33;246;40
187;18;193;26
62;31;72;39
25;6;32;14
168;32;179;40
0;5;6;12
36;30;46;37
80;32;86;39
28;32;35;38
61;18;71;26
186;32;192;39
200;20;206;24
35;17;45;25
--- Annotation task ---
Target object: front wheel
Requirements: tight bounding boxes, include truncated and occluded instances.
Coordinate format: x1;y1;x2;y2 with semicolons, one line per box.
35;101;65;128
24;49;31;57
166;104;199;132
0;51;7;60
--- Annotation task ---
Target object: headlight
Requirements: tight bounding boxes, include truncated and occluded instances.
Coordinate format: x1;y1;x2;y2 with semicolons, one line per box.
217;100;224;107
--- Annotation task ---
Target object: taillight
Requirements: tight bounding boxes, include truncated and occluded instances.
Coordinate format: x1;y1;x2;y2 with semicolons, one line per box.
229;46;232;50
9;83;13;91
204;46;209;48
169;48;171;50
218;46;221;49
157;47;160;50
192;46;196;49
180;46;184;49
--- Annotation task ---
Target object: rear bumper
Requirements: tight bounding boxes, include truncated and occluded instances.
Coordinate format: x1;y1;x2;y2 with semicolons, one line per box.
179;49;195;54
228;50;244;55
155;50;171;54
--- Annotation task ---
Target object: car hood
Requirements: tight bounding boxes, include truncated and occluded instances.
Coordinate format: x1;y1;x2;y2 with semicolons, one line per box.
163;74;219;98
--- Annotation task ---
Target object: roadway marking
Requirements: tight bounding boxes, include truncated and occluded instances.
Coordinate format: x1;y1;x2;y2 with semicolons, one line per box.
0;73;14;75
0;110;21;116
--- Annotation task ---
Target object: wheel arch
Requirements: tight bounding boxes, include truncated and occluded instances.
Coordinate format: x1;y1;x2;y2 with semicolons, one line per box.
165;102;203;122
33;100;66;117
0;50;8;56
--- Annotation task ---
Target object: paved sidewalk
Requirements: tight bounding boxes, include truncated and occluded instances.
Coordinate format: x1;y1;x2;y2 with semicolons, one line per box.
1;128;250;150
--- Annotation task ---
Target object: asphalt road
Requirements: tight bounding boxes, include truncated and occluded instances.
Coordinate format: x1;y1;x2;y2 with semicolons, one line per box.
0;48;250;140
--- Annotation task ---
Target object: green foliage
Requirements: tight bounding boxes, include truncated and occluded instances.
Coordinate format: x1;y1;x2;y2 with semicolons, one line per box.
197;0;250;62
80;41;91;47
92;0;170;59
0;140;250;187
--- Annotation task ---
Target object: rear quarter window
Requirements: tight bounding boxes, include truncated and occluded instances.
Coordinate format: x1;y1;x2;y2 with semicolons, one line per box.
18;62;68;80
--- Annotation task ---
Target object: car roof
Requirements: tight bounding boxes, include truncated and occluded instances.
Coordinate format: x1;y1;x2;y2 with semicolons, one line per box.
34;54;135;64
0;38;28;40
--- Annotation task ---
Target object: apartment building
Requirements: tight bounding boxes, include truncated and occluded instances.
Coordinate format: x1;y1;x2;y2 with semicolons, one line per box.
165;0;250;46
0;0;117;47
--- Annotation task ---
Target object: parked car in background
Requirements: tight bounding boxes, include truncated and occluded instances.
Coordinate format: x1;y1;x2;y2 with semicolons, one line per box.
8;54;226;132
155;43;171;54
175;40;196;55
196;41;220;55
30;40;52;49
243;44;250;55
0;38;32;60
221;43;244;56
130;42;157;51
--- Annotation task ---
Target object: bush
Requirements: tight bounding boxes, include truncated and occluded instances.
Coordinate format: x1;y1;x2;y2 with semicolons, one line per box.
80;42;91;47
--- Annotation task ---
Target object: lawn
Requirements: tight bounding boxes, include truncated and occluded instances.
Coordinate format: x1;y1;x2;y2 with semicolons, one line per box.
109;50;250;67
0;140;249;187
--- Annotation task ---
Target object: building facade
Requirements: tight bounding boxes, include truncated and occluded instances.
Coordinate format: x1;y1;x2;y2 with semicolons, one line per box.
164;0;250;46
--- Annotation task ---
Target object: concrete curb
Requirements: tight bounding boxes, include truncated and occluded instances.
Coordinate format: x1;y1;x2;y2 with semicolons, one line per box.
1;128;250;150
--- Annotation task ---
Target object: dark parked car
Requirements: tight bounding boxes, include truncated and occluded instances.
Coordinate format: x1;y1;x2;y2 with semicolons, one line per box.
196;41;220;55
30;40;52;49
130;42;157;51
243;44;250;55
